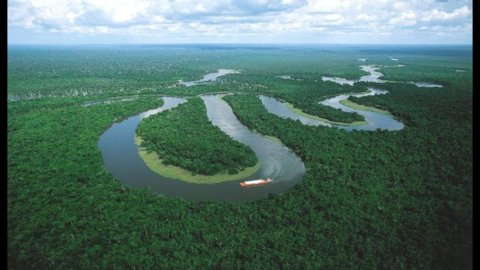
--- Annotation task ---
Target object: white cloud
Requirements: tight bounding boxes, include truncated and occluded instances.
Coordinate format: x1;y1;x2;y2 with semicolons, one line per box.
356;14;376;22
304;0;351;13
390;11;416;26
7;0;473;44
393;2;409;11
83;0;151;23
421;6;470;21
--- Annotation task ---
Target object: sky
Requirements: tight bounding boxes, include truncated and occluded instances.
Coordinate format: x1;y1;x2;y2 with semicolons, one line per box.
8;0;472;44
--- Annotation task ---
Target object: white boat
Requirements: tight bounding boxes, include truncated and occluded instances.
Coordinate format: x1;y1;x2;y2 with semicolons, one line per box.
239;178;273;187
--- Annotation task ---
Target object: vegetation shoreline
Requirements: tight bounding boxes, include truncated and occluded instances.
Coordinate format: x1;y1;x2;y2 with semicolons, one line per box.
339;99;392;115
136;97;259;177
265;135;284;145
135;136;261;184
285;102;367;126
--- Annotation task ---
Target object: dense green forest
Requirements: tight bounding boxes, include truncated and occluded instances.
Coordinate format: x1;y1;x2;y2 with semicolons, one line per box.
137;97;258;176
8;45;472;269
267;82;367;123
223;86;471;269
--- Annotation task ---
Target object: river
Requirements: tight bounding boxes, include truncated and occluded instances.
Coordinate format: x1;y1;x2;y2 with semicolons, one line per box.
98;65;418;201
98;96;305;202
261;88;404;131
322;64;441;88
179;69;239;87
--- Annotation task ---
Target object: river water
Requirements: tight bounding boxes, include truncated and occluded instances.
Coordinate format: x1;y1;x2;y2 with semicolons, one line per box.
260;88;404;131
410;82;443;88
98;64;420;201
319;89;405;131
322;64;441;88
99;96;305;202
179;69;238;86
260;95;332;128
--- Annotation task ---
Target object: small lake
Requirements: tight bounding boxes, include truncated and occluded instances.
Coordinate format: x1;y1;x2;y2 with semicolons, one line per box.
99;95;305;202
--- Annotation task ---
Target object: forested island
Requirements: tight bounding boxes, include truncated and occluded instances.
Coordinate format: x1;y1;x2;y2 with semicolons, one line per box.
136;97;259;183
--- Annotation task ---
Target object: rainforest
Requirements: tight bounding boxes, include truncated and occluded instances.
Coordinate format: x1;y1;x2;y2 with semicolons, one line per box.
136;97;259;180
8;44;472;269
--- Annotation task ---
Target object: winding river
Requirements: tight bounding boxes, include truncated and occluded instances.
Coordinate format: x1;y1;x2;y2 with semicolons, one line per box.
322;64;442;88
319;89;405;131
262;63;444;131
98;64;424;201
322;65;385;86
261;88;404;131
99;96;305;202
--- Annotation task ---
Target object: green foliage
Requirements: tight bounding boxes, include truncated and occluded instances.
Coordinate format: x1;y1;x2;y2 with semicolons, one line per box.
223;79;471;269
266;82;367;123
8;45;472;269
137;97;257;175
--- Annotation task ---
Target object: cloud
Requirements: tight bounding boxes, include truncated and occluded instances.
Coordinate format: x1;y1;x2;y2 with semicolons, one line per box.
393;2;409;11
303;0;352;13
356;14;376;22
7;0;473;44
389;11;416;26
421;6;471;22
83;0;151;23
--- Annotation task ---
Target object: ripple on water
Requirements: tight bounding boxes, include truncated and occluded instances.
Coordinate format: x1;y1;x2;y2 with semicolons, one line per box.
98;95;305;202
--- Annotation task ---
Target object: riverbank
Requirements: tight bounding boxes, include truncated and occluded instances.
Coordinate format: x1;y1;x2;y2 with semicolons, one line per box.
265;135;284;145
339;99;391;115
285;102;367;126
135;136;261;184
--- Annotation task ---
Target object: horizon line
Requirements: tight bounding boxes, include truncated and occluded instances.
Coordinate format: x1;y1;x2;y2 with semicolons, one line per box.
7;43;473;46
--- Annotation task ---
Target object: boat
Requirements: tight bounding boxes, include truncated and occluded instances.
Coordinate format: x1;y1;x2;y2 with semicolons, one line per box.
240;178;273;187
